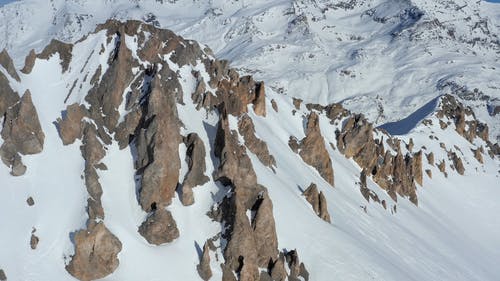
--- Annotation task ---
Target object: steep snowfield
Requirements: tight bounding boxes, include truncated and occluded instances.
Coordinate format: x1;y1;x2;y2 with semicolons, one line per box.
0;1;499;281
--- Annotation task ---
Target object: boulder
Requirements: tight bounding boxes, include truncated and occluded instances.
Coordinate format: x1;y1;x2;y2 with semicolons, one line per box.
138;208;179;245
66;222;122;281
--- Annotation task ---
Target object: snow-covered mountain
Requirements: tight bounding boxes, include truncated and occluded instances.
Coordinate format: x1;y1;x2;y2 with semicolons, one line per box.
0;1;499;281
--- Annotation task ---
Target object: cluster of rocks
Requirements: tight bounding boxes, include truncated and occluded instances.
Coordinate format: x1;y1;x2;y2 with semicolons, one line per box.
210;107;308;281
436;94;499;159
334;113;422;204
0;51;45;176
52;19;304;280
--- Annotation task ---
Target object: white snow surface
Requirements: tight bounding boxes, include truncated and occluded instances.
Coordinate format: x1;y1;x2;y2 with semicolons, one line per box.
0;1;499;281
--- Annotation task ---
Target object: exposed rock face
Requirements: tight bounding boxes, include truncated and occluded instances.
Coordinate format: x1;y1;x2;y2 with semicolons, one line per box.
0;49;20;81
472;147;484;164
336;112;421;205
197;241;213;281
80;123;106;221
180;133;210;206
252;82;266;117
135;66;182;212
138;208;179;245
294;112;334;186
37;39;74;73
57;104;86;145
238;114;276;168
213;108;283;281
66;222;122;281
1;91;44;155
21;49;36;74
0;90;44;176
0;71;19;116
0;269;6;281
285;250;309;281
437;94;490;143
302;183;331;222
450;152;465;175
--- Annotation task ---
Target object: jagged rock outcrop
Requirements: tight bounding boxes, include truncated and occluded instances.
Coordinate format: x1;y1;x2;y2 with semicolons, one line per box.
0;90;44;176
66;222;122;281
449;152;465;175
57;103;86;145
138;208;179;245
437;94;490;143
336;112;421;205
37;39;74;73
302;183;331;222
80;123;106;220
134;65;182;212
197;241;213;281
292;112;334;186
238;114;276;169
285;250;310;281
0;49;20;81
212;108;286;281
180;133;210;206
0;269;6;281
0;72;19;117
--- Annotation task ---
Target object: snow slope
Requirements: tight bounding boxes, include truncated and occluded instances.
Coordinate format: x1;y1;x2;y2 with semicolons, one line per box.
0;1;499;281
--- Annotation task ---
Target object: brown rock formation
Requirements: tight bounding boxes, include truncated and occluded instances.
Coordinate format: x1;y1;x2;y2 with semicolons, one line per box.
1;91;44;155
271;99;278;112
285;250;309;281
138;208;179;245
292;98;302;110
253;82;266;117
135;66;182;212
30;230;39;250
26;196;35;206
0;49;20;81
57;104;86;145
213;108;282;280
180;133;210;206
437;94;490;143
238;114;276;168
37;39;74;73
197;241;213;281
450;152;465;175
0;90;44;176
425;169;432;178
66;222;122;281
295;112;334;186
21;49;36;74
336;112;420;205
302;183;331;222
472;147;484;164
426;152;435;166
